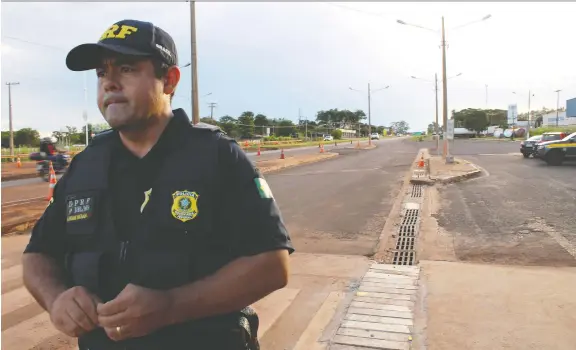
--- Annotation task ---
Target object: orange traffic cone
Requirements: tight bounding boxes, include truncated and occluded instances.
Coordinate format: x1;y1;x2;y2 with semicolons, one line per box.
16;157;22;168
47;161;57;201
280;149;285;159
257;144;261;156
356;140;360;148
417;154;425;168
320;144;324;153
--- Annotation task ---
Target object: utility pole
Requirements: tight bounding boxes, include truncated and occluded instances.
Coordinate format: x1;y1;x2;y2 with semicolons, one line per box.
6;82;20;161
208;102;217;120
434;73;439;154
441;16;449;159
527;90;532;139
555;89;562;127
368;82;372;146
190;1;200;124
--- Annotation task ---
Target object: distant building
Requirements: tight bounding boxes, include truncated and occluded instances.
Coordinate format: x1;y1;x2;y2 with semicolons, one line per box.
567;97;576;118
337;128;357;138
541;111;576;126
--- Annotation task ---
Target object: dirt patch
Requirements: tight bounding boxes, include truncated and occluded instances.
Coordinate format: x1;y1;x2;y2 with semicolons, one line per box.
2;162;38;181
417;186;457;262
256;153;338;174
1;201;48;236
429;156;481;183
418;260;576;350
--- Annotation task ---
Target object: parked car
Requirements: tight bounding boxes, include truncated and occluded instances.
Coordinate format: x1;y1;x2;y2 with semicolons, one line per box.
520;135;542;158
323;135;334;141
533;132;569;158
370;133;380;140
536;132;576;166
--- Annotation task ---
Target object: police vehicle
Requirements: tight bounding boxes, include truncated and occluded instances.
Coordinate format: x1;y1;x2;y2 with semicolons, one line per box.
536;131;576;166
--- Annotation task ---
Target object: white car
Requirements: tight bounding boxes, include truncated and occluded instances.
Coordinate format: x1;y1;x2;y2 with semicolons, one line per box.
370;133;380;140
323;135;334;141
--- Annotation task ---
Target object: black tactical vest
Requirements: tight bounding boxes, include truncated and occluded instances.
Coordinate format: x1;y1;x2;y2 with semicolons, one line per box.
63;123;257;350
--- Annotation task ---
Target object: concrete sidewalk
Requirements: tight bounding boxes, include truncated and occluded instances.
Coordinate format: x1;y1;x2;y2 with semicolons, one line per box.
415;260;576;350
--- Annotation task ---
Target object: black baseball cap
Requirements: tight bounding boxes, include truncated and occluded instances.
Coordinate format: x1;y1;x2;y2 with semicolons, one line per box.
66;19;178;71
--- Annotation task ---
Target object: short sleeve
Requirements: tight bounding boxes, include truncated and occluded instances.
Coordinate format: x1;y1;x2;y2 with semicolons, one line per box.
23;170;69;259
216;136;294;257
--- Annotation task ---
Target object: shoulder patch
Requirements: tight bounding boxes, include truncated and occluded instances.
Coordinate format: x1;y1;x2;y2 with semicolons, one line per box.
193;122;223;132
254;177;274;199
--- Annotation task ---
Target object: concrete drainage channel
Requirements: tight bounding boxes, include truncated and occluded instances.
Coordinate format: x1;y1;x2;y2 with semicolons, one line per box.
387;168;427;266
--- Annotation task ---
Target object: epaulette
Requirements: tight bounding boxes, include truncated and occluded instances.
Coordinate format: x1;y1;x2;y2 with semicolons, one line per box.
192;122;228;136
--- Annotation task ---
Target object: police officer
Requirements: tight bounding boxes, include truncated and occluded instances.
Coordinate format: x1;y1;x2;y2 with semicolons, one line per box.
22;19;294;350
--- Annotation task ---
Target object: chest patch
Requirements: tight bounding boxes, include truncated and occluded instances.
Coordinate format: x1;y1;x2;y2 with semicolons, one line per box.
171;190;199;223
66;196;95;222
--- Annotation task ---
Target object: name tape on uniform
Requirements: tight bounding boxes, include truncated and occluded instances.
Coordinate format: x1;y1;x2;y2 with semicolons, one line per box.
66;196;94;222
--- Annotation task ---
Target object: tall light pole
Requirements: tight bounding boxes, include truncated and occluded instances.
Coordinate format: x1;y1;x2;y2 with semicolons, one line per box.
410;73;461;153
6;82;20;160
190;1;200;124
397;14;491;159
554;89;562;127
513;90;534;138
349;84;389;146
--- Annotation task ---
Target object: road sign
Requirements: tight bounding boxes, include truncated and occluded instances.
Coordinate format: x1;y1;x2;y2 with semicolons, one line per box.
446;119;454;140
507;104;518;126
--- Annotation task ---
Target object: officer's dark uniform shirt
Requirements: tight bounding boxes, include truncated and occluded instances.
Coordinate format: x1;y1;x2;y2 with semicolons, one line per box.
24;109;294;348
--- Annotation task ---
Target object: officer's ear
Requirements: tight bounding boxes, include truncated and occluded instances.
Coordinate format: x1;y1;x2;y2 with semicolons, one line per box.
163;65;180;96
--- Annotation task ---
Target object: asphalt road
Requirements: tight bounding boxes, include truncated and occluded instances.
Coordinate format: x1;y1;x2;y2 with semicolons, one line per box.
268;137;423;256
433;140;576;267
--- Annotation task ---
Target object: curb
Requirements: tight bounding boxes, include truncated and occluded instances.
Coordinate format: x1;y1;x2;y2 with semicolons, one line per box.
429;159;483;184
2;173;39;182
1;217;40;236
257;152;339;175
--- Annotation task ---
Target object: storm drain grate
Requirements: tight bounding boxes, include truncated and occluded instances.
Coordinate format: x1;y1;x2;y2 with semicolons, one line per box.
401;209;419;226
395;236;415;250
398;225;416;237
392;251;415;265
411;184;423;198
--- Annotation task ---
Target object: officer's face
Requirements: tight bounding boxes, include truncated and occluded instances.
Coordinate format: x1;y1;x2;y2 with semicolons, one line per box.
96;56;170;130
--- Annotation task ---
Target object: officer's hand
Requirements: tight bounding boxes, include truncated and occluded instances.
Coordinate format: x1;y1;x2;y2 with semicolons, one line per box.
49;286;101;338
97;283;172;341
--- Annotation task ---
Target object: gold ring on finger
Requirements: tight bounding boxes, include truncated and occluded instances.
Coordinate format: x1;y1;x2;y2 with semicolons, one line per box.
116;326;122;336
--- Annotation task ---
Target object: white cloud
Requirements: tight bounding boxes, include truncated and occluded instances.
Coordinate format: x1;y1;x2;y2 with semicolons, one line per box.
1;1;575;133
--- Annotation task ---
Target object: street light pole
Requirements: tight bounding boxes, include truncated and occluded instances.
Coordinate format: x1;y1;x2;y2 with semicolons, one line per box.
6;82;20;160
368;83;372;146
434;74;440;153
554;89;562;127
441;16;449;158
527;90;532;139
190;1;200;125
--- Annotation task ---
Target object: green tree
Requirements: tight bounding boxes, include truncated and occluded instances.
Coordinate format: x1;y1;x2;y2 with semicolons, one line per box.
453;109;489;134
14;128;40;147
218;115;239;137
200;117;219;126
331;129;343;140
254;114;269;136
390;121;410;135
276;119;297;137
237;111;255;138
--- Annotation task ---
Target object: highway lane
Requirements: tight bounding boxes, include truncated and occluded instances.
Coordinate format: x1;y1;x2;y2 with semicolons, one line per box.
267;137;423;256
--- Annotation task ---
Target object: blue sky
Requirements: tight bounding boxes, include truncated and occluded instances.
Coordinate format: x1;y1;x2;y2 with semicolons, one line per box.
2;2;576;136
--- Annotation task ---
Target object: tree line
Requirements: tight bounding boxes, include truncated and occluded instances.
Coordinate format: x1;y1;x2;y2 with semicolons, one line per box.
201;109;410;139
1;123;110;149
433;106;567;135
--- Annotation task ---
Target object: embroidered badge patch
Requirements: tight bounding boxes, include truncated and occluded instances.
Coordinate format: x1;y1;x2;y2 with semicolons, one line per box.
171;190;199;222
66;196;94;222
254;178;274;199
